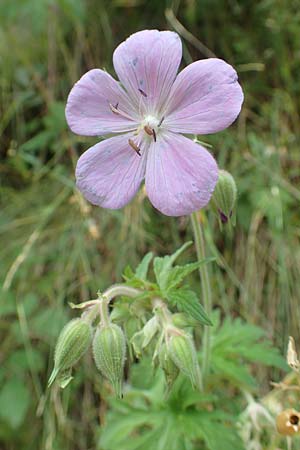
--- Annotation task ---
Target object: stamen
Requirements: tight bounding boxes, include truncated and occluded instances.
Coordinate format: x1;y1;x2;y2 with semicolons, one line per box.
144;126;156;142
109;103;119;114
138;88;147;97
128;139;141;156
158;116;164;127
144;125;153;136
143;125;156;142
109;102;136;122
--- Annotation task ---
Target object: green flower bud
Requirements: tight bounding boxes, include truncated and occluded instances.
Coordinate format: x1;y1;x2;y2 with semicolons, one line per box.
212;169;237;224
93;323;126;398
48;318;92;387
159;343;179;390
131;316;159;357
130;329;144;358
167;331;202;391
123;316;141;341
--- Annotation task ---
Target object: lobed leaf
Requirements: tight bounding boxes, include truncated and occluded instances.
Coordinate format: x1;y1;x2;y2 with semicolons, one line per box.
153;241;192;290
167;288;212;326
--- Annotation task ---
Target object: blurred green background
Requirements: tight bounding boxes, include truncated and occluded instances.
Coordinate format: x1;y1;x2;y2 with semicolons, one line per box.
1;0;300;449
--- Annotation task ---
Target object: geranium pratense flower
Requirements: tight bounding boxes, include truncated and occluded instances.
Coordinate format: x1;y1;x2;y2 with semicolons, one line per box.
66;30;243;216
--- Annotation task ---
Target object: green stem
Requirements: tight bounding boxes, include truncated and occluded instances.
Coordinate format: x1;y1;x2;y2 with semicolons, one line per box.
80;285;142;326
99;296;110;327
190;211;212;382
103;284;141;302
82;304;99;324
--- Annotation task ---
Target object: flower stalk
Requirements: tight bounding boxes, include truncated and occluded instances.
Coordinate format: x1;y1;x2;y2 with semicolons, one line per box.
190;211;212;383
98;295;110;327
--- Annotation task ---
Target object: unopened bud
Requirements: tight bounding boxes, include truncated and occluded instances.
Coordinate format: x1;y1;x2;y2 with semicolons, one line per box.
212;169;237;224
93;323;126;398
167;331;202;391
48;318;92;387
159;344;179;390
131;316;159;357
276;409;300;436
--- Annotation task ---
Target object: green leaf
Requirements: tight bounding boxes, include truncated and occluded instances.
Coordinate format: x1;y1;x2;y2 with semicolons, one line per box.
166;258;215;291
210;313;287;387
135;252;153;281
123;265;135;280
153;242;192;290
0;377;30;428
183;412;245;450
100;361;244;450
167;288;212;326
212;316;287;369
202;418;245;450
212;354;256;387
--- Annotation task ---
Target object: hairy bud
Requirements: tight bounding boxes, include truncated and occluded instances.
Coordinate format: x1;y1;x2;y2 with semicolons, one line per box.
159;344;179;390
131;316;159;357
93;323;126;398
167;331;202;391
48;318;92;387
212;169;237;224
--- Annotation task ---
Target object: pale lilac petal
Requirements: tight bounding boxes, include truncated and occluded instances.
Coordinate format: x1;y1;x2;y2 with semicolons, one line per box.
113;30;182;113
66;69;139;136
145;132;218;216
76;133;147;209
163;58;244;134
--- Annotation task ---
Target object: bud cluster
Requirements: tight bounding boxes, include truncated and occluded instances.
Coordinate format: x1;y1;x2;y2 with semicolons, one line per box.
48;297;127;397
49;290;203;396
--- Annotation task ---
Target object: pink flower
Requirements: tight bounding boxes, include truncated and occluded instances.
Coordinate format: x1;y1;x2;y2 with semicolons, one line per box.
66;30;243;216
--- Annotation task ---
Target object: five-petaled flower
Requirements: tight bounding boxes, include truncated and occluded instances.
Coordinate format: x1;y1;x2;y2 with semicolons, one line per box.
66;30;243;216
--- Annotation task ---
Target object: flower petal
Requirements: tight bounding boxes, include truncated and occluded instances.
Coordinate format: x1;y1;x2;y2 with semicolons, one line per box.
76;133;147;209
145;132;218;216
163;58;244;134
66;69;139;136
113;30;182;113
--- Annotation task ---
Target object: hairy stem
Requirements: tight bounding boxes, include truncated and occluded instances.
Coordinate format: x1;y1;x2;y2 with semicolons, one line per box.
190;211;212;383
80;285;142;325
103;284;141;302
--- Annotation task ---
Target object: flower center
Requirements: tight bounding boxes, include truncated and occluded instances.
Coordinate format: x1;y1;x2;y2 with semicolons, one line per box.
128;114;165;156
143;115;159;130
140;114;165;143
